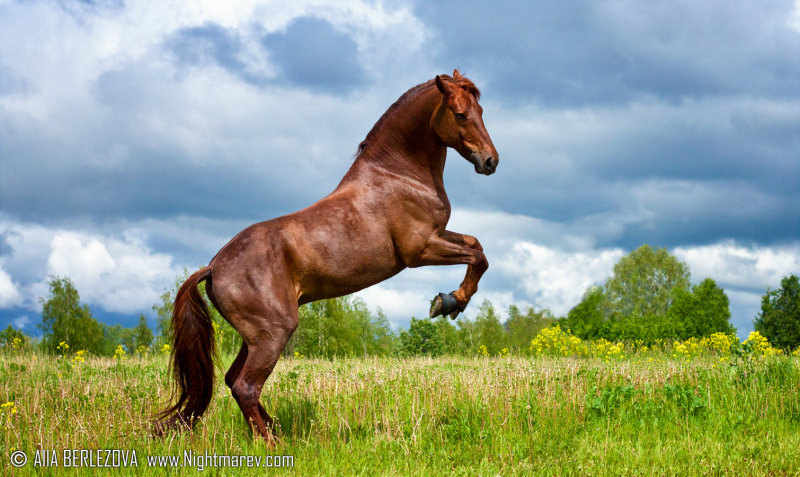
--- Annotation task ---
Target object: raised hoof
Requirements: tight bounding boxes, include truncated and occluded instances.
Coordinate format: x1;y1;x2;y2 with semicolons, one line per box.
429;291;463;320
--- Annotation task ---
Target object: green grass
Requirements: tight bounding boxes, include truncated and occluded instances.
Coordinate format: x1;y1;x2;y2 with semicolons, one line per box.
1;351;799;475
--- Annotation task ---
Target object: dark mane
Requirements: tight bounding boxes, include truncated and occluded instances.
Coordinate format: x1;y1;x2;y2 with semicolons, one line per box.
357;71;480;155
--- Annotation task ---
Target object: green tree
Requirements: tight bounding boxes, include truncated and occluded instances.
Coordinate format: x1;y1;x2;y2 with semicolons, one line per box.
101;324;132;356
0;325;28;349
456;317;478;354
564;286;606;340
564;245;716;342
291;295;394;358
399;317;444;356
133;314;154;350
433;316;460;354
668;278;734;339
603;244;690;321
505;304;554;352
38;276;104;354
367;309;397;356
754;274;800;350
474;299;505;354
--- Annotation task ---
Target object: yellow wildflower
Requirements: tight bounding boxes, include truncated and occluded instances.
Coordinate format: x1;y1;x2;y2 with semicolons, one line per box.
743;331;780;357
113;344;127;361
71;349;87;365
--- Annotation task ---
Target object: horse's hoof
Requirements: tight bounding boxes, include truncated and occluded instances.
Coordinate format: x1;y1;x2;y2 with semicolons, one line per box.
429;294;444;318
429;291;462;319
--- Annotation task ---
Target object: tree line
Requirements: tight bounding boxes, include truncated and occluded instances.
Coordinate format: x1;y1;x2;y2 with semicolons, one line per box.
2;244;798;357
23;276;154;356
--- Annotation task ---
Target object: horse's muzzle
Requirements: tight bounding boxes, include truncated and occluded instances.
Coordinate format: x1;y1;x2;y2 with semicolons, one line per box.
470;152;498;175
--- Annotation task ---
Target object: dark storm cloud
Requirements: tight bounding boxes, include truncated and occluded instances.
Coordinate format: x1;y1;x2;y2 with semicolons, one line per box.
419;0;800;248
261;16;364;94
0;230;15;256
166;16;364;94
0;71;317;225
0;137;310;225
167;23;271;86
452;89;799;245
416;0;800;107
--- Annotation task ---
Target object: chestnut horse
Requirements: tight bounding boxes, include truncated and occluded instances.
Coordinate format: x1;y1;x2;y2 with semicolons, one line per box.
158;70;498;442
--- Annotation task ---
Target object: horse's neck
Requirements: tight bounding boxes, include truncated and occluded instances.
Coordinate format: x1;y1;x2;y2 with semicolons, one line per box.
341;89;446;189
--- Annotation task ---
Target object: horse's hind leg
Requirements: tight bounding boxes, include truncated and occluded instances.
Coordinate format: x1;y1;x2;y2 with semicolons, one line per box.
226;302;298;443
225;342;276;432
225;342;248;388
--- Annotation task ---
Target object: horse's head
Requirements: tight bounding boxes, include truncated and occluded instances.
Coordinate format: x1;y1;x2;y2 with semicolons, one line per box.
431;70;499;176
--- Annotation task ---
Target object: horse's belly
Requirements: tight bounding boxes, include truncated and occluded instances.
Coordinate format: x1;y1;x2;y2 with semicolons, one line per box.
293;235;405;304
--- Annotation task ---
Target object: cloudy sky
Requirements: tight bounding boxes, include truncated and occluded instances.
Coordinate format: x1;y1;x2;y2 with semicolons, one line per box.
1;0;798;339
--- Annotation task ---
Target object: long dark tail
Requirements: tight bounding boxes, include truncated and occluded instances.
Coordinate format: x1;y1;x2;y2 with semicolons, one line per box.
156;266;216;430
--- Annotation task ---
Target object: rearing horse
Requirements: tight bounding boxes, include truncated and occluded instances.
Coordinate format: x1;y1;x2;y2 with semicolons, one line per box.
158;70;499;442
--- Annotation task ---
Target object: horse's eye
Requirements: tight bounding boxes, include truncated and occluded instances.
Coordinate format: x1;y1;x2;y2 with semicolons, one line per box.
454;113;467;120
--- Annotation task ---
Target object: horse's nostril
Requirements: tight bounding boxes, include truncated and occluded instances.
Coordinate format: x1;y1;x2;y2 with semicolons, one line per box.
485;157;496;170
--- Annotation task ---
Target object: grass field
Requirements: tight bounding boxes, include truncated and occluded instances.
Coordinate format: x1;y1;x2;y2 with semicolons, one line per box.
1;348;799;476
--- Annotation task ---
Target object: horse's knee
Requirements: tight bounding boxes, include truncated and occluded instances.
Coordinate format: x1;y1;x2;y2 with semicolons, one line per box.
469;237;484;252
230;379;260;405
471;251;488;272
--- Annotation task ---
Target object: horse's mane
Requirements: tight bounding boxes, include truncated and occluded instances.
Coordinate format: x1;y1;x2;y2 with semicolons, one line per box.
357;71;480;155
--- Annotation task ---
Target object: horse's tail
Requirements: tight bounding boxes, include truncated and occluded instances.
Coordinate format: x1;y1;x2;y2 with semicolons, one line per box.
155;266;216;431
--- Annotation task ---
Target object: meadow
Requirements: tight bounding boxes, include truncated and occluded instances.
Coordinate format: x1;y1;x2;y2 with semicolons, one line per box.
1;338;800;476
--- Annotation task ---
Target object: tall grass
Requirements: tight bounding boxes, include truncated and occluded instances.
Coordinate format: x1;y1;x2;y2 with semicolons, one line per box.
1;348;799;475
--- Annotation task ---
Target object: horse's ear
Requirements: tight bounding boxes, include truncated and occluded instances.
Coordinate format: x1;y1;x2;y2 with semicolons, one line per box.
435;75;453;97
452;69;462;80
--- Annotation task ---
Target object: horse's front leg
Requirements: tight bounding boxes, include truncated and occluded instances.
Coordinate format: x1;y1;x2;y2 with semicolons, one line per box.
409;230;488;320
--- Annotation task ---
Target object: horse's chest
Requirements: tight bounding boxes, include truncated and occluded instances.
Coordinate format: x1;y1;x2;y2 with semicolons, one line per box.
427;190;451;227
428;201;450;228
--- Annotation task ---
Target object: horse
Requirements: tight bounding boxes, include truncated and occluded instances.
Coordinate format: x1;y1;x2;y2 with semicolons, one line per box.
157;69;499;443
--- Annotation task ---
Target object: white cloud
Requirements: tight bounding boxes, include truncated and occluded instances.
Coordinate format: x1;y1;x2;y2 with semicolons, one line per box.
47;234;116;284
355;285;427;329
480;290;532;315
790;0;800;32
496;242;624;316
0;218;181;315
43;231;179;314
12;315;29;330
673;241;800;337
447;208;597;251
0;266;23;307
675;241;800;291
